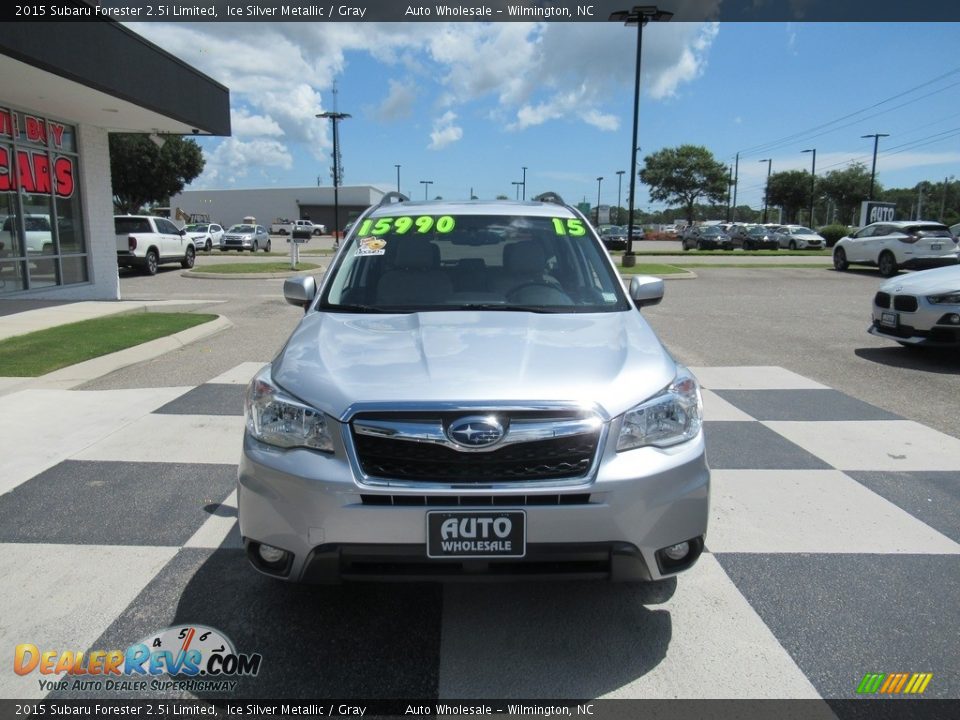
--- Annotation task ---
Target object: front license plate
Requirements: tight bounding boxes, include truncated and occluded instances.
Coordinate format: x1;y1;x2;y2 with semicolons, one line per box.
426;510;526;558
880;311;898;328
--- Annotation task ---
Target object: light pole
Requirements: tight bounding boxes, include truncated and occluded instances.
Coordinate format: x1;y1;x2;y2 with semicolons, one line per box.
596;176;604;225
316;111;350;246
861;133;889;201
801;148;816;226
616;170;625;224
512;181;523;200
759;158;772;223
395;164;401;193
420;180;433;200
521;166;528;201
610;4;673;266
731;152;740;222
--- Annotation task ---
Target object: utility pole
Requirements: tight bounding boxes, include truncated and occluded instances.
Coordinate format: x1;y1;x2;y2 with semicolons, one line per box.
861;133;889;201
731;152;739;222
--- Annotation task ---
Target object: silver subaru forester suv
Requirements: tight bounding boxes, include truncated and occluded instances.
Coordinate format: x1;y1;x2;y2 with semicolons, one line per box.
239;192;709;583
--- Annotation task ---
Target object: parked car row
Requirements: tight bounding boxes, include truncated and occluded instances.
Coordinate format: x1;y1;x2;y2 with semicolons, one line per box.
680;223;827;251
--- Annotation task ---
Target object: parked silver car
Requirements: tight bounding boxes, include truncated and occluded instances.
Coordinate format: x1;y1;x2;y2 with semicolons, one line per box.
773;225;826;250
869;264;960;347
238;193;709;583
221;224;271;252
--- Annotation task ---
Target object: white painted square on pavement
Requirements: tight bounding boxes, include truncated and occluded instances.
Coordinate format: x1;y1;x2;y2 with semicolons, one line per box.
701;389;754;422
709;469;960;554
206;362;268;386
690;366;829;390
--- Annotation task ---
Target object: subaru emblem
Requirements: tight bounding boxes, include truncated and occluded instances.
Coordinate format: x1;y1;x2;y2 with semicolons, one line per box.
447;416;504;449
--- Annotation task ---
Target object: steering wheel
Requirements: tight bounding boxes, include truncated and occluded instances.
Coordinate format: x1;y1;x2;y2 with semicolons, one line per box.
506;282;573;305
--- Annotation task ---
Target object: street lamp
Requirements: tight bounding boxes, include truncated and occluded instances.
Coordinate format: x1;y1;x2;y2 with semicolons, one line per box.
801;149;816;226
316;111;350;244
521;166;528;201
610;4;673;266
596;176;604;225
616;170;625;224
861;133;889;201
420;180;433;200
759;158;772;223
395;164;401;193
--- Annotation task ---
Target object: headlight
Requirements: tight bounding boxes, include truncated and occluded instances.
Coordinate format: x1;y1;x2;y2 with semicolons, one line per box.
617;367;703;451
245;367;334;452
927;292;960;304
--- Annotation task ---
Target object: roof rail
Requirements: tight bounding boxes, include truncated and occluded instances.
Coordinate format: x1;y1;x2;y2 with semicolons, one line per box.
377;191;409;207
532;191;566;206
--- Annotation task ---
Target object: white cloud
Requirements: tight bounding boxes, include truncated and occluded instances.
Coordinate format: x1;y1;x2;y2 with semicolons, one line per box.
376;79;418;121
230;108;283;138
193;138;292;187
428;111;463;150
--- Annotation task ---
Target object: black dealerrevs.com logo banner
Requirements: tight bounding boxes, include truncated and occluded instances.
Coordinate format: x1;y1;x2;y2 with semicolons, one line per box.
4;0;960;23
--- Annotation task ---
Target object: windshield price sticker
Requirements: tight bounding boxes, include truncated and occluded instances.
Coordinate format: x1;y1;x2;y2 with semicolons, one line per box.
357;215;456;236
551;218;586;236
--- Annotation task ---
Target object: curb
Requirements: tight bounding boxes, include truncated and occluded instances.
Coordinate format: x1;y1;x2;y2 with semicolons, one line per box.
183;268;323;280
0;314;234;396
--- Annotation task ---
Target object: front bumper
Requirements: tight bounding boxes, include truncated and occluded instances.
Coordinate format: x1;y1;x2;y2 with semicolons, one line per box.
221;238;254;249
238;428;710;584
697;239;733;250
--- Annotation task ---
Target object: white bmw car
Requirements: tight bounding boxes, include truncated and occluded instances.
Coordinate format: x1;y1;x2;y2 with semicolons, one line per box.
869;264;960;347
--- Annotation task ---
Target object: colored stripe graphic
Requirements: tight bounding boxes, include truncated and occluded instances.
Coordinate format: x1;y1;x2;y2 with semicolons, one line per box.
857;672;933;695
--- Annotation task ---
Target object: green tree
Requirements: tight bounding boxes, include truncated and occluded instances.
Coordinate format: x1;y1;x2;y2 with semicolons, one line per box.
819;162;875;226
767;170;812;224
109;134;205;213
639;145;728;224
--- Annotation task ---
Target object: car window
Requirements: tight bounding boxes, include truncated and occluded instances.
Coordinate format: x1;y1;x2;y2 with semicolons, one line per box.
229;225;255;233
156;219;180;234
257;226;266;234
114;217;152;234
211;225;221;232
905;224;952;238
320;213;630;313
793;227;814;234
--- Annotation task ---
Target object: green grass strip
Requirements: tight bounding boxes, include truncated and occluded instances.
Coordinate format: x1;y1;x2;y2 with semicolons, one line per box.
0;312;218;377
675;263;830;269
196;262;320;274
619;264;690;275
620;249;831;257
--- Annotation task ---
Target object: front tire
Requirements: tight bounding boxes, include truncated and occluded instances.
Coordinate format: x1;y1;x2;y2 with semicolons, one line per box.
833;247;849;271
252;241;259;253
788;240;797;250
205;240;212;252
879;251;898;277
181;246;196;269
264;240;272;253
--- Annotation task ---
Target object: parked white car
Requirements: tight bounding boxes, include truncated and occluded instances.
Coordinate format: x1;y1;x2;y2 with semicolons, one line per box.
773;225;826;250
869;264;960;347
1;214;53;254
115;215;196;275
270;219;326;236
184;223;224;252
833;221;959;277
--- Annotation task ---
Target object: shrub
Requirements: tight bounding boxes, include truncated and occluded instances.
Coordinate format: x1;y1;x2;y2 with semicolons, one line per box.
818;224;852;247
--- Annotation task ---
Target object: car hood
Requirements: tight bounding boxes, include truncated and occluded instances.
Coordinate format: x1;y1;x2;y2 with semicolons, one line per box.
879;264;960;295
272;311;678;420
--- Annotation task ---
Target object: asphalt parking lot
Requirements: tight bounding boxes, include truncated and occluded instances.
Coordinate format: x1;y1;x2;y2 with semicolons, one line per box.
2;260;957;703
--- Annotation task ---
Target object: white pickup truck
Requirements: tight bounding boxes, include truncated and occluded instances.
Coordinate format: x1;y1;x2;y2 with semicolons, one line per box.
270;219;326;236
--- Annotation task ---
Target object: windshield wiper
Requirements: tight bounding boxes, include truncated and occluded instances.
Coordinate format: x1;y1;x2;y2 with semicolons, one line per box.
320;303;396;314
449;303;566;313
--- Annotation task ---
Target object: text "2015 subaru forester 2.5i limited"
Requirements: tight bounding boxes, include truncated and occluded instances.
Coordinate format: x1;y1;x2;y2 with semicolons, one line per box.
238;192;709;583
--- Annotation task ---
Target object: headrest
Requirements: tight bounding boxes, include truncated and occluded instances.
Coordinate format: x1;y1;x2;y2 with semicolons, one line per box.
393;237;439;270
504;241;545;274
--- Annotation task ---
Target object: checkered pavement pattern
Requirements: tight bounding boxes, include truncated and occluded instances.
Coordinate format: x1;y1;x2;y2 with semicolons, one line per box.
1;364;957;701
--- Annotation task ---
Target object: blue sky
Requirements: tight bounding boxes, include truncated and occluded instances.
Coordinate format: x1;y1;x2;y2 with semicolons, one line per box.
130;21;960;213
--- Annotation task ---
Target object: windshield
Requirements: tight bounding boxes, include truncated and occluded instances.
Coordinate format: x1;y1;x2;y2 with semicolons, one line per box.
319;212;630;313
228;225;255;233
792;227;815;234
186;224;208;232
702;227;724;236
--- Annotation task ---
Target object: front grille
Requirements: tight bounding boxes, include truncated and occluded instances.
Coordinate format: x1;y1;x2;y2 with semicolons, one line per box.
351;411;601;484
874;292;891;308
894;295;919;312
359;493;593;506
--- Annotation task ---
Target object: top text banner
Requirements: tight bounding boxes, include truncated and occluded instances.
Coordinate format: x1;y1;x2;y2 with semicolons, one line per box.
6;0;960;22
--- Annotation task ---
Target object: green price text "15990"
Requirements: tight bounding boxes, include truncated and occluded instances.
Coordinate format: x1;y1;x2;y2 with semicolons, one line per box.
357;216;456;236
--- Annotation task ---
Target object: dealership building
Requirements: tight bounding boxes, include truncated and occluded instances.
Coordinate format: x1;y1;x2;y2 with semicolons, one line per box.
169;185;389;235
0;21;230;299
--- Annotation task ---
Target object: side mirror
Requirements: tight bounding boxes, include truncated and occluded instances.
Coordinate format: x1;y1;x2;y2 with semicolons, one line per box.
284;276;317;310
629;275;664;309
179;229;186;236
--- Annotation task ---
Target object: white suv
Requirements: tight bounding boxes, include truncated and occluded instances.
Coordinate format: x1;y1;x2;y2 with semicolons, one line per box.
115;215;196;275
834;221;959;277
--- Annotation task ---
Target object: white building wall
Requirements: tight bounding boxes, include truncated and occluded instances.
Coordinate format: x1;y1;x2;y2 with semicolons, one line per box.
170;185;387;229
25;123;119;301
